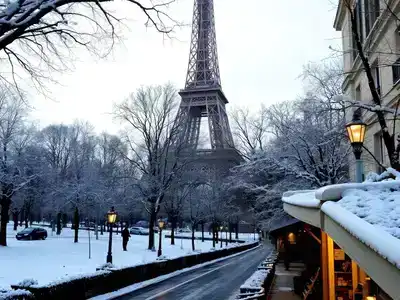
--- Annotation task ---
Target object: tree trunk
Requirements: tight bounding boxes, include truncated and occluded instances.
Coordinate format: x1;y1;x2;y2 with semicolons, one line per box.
191;227;195;251
19;209;24;227
24;214;28;228
56;212;62;235
212;225;215;248
62;213;68;228
148;209;157;250
170;218;176;245
74;207;79;243
12;211;18;231
201;222;204;242
0;197;11;246
229;224;232;242
100;224;104;235
235;223;239;239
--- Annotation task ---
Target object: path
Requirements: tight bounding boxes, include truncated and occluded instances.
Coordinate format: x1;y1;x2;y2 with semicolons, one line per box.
115;244;271;300
268;262;304;300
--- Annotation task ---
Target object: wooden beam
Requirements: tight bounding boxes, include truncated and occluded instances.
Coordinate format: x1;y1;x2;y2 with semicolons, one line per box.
306;228;321;244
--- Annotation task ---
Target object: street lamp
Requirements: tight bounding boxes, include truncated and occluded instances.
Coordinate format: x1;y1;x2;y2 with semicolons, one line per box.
157;218;165;257
225;226;228;246
106;206;117;264
219;225;223;248
346;110;367;183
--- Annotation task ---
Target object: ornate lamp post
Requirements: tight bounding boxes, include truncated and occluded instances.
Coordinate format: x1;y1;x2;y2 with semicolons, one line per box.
219;225;223;248
346;110;367;183
106;206;117;264
157;218;165;257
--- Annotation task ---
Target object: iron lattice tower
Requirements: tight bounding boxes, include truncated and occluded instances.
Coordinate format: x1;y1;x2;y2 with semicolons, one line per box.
174;0;241;178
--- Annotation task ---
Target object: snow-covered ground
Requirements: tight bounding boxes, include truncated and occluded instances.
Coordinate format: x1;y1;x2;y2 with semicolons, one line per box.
0;224;248;290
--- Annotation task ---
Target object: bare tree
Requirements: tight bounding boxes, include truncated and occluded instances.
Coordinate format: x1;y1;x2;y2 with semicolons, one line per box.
114;83;188;250
0;86;30;246
0;0;181;92
230;105;269;159
184;183;208;251
164;180;192;245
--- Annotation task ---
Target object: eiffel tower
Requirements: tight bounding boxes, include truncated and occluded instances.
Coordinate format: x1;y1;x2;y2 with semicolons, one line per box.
174;0;241;180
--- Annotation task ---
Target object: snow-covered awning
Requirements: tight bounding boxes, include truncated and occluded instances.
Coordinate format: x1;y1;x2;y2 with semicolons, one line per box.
282;180;400;299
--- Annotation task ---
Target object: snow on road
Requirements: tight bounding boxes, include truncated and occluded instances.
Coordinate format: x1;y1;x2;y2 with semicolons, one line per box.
0;225;248;290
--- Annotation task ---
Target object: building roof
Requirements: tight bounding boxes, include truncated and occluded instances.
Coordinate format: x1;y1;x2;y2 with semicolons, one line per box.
269;218;301;233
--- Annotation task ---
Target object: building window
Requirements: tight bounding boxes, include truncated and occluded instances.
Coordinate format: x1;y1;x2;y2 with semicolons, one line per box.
374;132;384;173
392;28;400;84
356;1;364;44
351;1;363;61
392;58;400;84
371;60;381;95
364;0;380;38
355;84;361;102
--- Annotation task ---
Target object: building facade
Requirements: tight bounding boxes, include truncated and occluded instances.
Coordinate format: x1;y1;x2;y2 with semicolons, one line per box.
334;0;400;178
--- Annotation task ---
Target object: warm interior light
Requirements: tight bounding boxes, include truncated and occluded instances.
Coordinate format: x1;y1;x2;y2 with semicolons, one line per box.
366;296;376;300
288;232;296;243
107;208;117;224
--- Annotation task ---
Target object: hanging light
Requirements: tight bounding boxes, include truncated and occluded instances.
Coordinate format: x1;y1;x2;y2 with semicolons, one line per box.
107;207;117;224
345;109;366;159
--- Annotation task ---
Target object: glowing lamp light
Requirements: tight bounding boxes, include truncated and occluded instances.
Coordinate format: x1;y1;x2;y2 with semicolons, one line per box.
346;110;366;160
346;120;366;144
158;219;165;229
107;207;117;224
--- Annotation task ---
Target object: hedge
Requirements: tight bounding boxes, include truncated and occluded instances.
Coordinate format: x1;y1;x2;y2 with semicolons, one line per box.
164;234;246;243
11;242;259;300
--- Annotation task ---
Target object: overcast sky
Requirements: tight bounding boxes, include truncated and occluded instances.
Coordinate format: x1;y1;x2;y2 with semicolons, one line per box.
29;0;341;134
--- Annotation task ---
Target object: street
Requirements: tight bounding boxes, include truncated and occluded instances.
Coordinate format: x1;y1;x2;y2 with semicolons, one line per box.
116;243;271;300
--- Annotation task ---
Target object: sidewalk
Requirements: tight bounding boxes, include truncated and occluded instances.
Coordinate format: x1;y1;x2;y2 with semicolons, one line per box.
268;262;304;300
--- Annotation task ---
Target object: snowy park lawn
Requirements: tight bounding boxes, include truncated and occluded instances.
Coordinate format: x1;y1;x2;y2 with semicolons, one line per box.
0;224;244;290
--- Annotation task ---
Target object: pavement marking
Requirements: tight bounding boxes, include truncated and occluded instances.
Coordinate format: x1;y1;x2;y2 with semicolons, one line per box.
143;248;260;300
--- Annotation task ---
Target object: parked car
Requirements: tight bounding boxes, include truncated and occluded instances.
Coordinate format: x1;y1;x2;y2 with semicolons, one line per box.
178;228;191;233
129;227;149;235
16;227;48;240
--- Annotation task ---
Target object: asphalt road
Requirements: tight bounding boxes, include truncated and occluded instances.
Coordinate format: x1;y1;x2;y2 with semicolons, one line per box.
115;243;271;300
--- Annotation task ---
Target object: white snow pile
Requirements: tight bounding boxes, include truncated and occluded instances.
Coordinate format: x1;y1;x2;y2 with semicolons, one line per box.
364;168;400;182
240;269;269;291
282;190;320;208
0;288;32;300
337;185;400;239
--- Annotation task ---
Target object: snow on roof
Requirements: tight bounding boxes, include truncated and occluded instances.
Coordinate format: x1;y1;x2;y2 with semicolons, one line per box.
282;190;320;208
337;186;400;239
